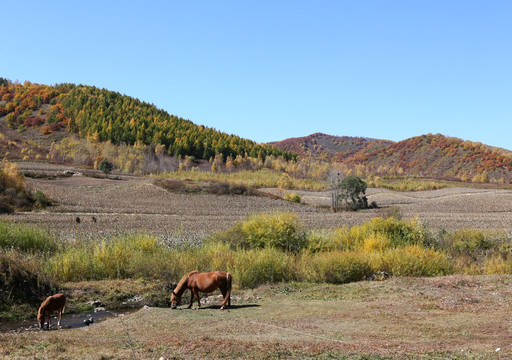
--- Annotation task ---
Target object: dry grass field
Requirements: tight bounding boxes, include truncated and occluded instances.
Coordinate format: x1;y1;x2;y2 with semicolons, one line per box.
2;163;512;359
1;276;511;359
3;162;512;240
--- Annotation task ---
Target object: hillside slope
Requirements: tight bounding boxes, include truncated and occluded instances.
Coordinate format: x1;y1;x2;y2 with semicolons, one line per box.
0;79;295;163
272;133;512;182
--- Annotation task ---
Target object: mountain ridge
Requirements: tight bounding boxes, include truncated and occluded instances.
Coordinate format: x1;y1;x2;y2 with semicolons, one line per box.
1;78;511;182
270;132;512;182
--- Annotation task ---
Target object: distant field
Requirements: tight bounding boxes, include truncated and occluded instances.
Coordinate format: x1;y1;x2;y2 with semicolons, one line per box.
3;163;512;239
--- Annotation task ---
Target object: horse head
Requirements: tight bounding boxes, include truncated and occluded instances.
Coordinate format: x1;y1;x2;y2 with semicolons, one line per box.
37;312;45;329
170;290;181;309
170;283;180;309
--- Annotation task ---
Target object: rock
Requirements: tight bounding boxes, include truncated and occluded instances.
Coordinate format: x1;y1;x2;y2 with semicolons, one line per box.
83;317;94;326
88;300;105;307
94;307;106;313
143;305;151;310
126;295;144;303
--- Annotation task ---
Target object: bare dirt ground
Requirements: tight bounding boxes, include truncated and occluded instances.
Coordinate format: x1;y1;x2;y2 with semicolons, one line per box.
3;162;512;240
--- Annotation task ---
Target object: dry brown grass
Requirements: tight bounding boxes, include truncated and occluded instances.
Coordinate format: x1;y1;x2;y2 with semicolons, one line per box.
1;276;510;359
1;163;512;359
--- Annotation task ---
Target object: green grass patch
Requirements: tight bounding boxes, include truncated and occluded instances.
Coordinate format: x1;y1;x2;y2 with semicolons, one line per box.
0;220;59;253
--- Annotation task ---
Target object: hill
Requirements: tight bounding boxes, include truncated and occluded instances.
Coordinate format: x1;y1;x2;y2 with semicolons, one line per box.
271;133;512;182
0;78;295;164
269;132;394;161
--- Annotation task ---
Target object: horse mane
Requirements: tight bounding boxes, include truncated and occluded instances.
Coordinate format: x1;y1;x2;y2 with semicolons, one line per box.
39;297;51;311
174;270;199;296
37;297;51;320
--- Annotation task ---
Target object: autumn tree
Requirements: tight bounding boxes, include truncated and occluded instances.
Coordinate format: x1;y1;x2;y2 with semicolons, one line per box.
333;175;370;211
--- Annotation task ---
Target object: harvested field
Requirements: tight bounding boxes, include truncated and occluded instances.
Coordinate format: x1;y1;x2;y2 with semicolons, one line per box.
3;163;512;239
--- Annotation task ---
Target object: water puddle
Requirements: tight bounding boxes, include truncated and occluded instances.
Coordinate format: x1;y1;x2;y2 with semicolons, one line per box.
0;308;139;333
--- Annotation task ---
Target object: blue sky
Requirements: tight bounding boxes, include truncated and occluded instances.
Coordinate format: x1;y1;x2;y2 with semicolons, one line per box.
3;1;511;149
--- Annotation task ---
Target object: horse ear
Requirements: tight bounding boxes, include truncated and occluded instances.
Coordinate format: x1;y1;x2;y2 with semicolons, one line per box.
170;283;177;291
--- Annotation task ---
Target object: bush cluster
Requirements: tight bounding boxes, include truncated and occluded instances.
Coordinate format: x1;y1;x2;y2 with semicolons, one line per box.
211;212;308;253
0;159;52;213
1;214;512;293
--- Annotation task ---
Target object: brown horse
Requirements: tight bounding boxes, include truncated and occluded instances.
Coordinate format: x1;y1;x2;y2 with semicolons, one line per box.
37;293;66;330
171;270;232;310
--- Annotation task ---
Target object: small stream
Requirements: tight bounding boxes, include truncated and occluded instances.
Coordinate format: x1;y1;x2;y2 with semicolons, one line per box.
0;308;139;333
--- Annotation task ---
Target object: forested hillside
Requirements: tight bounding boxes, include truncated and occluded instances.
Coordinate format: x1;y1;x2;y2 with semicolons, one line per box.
0;79;295;162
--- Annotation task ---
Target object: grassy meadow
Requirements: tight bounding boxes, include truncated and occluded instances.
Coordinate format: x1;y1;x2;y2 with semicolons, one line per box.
2;213;512;319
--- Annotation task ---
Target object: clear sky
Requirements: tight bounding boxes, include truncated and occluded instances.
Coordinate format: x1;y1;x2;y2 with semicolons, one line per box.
2;1;511;149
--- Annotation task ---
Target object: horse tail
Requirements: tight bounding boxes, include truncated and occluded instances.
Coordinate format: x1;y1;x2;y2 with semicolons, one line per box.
226;272;232;292
226;272;232;306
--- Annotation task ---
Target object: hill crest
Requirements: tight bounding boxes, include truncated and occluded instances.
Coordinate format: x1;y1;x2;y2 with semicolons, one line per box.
271;132;512;182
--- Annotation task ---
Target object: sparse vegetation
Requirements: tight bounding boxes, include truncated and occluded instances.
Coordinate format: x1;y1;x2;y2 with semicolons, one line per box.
0;159;51;213
155;168;326;190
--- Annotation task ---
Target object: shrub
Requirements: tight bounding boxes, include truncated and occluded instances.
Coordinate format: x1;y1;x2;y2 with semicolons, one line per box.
277;173;293;189
483;255;512;275
303;251;372;284
232;248;296;288
445;229;499;256
0;250;56;312
378;246;452;277
284;192;301;204
332;217;435;250
305;230;338;253
47;235;168;281
212;212;308;253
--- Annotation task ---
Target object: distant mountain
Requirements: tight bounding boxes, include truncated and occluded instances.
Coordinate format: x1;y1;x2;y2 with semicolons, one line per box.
269;133;393;162
271;133;512;182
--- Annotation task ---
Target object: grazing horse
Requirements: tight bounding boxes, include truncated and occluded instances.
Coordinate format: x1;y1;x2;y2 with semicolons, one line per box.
38;293;66;330
171;270;232;310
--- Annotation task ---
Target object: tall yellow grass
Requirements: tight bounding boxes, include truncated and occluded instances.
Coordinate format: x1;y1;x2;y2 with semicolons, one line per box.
2;216;511;289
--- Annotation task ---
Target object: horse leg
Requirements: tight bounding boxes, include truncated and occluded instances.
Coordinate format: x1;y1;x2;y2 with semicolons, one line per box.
220;287;231;310
194;289;201;309
57;309;62;327
220;290;227;310
47;313;51;330
187;290;194;309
